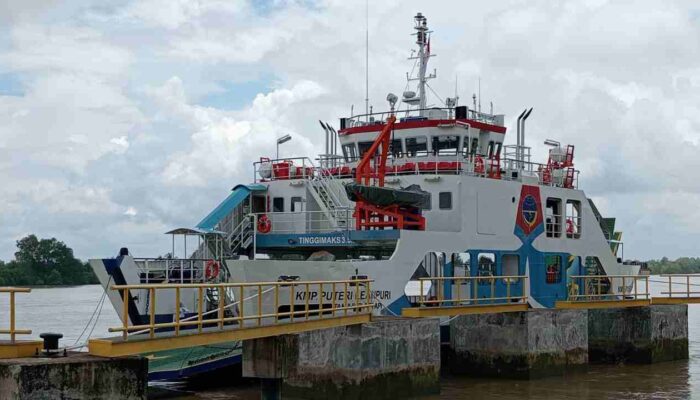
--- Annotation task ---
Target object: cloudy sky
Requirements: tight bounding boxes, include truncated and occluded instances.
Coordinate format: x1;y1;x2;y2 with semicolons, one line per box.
0;0;699;261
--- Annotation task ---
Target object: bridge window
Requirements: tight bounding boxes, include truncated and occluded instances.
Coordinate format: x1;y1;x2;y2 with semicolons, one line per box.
461;137;480;157
432;135;459;156
451;252;470;277
545;255;562;284
545;198;562;238
273;197;284;212
477;253;496;277
439;192;452;210
487;141;495;158
342;144;358;162
389;139;403;158
358;141;377;158
405;136;428;157
566;200;582;239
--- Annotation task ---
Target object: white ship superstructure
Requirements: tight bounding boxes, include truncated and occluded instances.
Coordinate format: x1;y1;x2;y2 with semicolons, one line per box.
90;13;638;379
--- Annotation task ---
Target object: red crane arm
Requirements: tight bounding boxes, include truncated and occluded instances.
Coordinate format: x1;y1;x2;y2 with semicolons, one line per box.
354;115;397;187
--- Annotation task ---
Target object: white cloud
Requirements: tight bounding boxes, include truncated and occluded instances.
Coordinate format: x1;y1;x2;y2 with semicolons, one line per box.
157;77;322;186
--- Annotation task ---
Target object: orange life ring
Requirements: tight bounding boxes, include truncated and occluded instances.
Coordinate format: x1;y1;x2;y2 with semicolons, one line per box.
474;156;485;174
566;218;575;234
205;260;220;280
258;214;272;234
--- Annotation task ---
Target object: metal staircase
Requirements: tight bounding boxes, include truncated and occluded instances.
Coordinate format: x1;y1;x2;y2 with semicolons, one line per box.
226;216;255;257
306;161;353;229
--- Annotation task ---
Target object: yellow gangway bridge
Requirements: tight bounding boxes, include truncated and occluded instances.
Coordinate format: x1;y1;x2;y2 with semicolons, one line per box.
3;274;700;358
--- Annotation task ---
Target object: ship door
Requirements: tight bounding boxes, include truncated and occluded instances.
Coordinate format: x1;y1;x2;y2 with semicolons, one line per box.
529;253;568;308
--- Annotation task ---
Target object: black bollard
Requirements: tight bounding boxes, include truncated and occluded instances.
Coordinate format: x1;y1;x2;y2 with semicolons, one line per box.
39;332;63;356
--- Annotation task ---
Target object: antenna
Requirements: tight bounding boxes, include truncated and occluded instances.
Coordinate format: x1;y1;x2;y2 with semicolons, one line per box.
365;0;369;121
478;77;481;113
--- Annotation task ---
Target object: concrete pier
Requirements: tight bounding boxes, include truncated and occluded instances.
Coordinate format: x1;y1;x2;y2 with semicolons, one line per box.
447;309;588;378
0;353;147;400
588;304;688;363
243;317;441;399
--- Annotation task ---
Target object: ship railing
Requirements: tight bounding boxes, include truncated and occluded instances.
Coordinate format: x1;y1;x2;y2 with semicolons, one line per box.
409;276;528;307
0;287;32;342
568;275;650;302
657;274;700;299
254;153;580;189
252;210;355;234
309;156;579;189
105;278;374;340
226;215;254;255
343;107;500;129
253;156;316;183
252;157;348;206
134;258;215;284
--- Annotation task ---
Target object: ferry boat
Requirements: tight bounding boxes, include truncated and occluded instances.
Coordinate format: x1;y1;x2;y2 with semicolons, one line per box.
90;13;639;380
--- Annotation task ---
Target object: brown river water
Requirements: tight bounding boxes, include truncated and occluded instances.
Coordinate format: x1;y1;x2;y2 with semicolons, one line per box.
2;281;698;399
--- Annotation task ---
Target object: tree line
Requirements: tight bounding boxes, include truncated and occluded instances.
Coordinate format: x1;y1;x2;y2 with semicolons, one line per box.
0;235;98;286
646;257;700;275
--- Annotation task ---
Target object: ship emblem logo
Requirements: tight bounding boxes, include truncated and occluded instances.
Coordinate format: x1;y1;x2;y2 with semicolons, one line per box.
521;195;538;227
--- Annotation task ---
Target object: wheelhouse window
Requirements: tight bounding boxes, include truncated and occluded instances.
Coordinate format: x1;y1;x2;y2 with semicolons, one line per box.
545;198;562;238
461;137;480;157
566;200;582;239
432;135;459;156
358;141;377;158
342;144;358;162
272;197;284;212
439;192;452;210
389;139;403;158
487;141;495;158
405;136;428;157
545;255;562;284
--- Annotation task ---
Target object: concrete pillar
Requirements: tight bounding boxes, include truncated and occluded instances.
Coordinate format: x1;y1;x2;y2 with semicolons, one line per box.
0;353;147;399
260;378;282;400
588;304;688;363
447;309;588;379
243;317;440;399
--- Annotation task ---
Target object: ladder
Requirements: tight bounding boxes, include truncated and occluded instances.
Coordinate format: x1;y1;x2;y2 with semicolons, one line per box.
226;216;255;257
306;160;352;229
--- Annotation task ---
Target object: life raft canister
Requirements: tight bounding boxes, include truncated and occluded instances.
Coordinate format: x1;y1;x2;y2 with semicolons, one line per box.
205;260;220;280
258;214;272;233
474;156;485;174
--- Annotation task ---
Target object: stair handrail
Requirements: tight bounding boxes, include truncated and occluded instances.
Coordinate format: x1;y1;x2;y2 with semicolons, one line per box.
301;156;349;209
226;214;254;255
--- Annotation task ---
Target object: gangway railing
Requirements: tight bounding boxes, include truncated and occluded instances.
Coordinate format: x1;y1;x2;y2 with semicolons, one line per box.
89;279;374;357
653;274;700;304
557;275;650;309
0;287;41;359
134;258;217;284
0;287;32;342
402;275;529;317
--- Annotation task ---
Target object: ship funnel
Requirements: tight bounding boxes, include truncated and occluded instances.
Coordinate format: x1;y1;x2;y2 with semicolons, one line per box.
521;108;533;150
